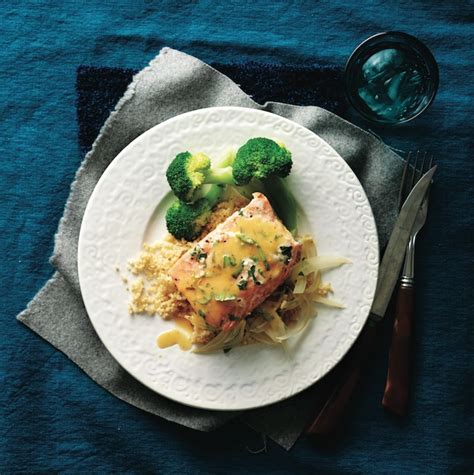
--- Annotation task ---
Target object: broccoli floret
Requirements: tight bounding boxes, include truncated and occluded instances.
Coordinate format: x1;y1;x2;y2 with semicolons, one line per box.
232;138;292;185
165;185;223;241
166;151;234;202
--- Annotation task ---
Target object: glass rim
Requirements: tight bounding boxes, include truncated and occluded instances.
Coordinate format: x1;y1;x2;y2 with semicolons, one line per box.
344;31;439;125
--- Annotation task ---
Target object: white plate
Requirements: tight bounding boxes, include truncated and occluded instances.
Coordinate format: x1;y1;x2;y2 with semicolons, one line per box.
78;107;378;411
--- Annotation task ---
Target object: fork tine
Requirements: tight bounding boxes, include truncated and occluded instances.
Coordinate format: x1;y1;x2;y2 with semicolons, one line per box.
398;151;412;210
419;151;426;181
409;150;419;191
424;154;434;201
427;154;433;172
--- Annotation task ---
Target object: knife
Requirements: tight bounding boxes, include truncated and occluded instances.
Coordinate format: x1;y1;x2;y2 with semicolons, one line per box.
307;165;437;437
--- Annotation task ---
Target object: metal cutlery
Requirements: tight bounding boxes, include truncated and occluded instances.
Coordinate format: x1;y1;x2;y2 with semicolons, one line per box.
307;163;437;437
382;151;434;416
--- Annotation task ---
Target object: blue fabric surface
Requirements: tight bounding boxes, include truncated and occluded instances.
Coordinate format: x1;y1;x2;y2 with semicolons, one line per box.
76;63;346;154
1;1;473;473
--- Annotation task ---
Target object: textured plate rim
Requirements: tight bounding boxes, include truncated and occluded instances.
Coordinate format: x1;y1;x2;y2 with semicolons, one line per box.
78;106;379;411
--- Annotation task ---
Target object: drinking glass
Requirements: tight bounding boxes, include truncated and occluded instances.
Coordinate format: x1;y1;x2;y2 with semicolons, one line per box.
344;31;439;124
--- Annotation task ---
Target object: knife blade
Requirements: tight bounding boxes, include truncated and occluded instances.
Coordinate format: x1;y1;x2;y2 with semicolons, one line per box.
370;165;437;321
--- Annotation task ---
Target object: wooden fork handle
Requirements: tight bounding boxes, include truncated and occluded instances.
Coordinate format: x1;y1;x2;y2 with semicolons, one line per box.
382;282;415;416
306;323;377;436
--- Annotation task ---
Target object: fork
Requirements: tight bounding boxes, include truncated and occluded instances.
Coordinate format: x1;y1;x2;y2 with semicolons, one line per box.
382;151;434;416
306;152;434;437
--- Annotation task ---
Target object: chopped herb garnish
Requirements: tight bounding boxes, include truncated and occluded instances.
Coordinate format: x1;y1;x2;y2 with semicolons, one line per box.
223;255;237;267
197;296;211;305
198;309;206;318
235;234;269;269
237;279;248;290
232;260;244;278
214;293;236;302
191;245;207;262
257;247;270;270
238;209;244;216
279;245;293;264
236;233;257;245
298;271;305;276
258;269;265;277
251;256;259;263
223;348;232;354
248;265;261;285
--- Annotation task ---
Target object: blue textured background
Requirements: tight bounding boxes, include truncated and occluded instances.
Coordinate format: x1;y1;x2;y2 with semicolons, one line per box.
1;1;473;473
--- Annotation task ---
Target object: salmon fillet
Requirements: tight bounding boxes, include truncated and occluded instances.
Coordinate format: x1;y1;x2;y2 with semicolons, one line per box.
168;192;302;330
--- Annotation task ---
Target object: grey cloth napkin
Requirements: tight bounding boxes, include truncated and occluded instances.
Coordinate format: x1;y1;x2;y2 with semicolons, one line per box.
18;47;404;450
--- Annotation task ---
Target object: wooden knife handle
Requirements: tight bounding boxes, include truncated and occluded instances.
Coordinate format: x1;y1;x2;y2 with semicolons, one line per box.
306;322;377;436
382;283;415;416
